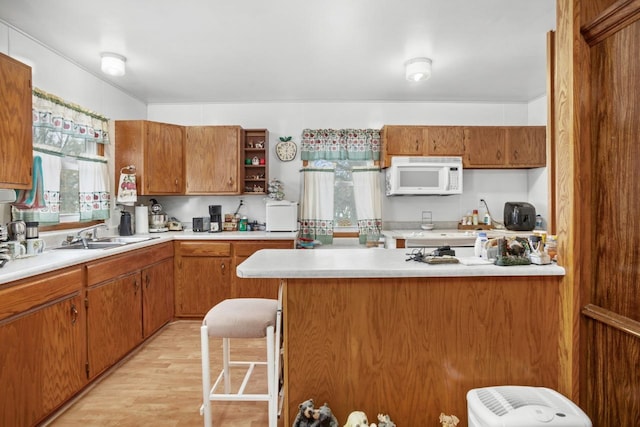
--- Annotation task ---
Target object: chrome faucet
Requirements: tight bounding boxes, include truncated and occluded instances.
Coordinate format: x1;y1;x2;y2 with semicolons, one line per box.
64;223;108;248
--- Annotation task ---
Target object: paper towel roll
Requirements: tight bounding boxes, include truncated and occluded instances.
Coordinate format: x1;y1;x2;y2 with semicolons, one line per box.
135;205;149;234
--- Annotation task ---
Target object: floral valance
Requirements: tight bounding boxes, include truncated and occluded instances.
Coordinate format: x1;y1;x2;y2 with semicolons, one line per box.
301;128;380;161
32;88;110;152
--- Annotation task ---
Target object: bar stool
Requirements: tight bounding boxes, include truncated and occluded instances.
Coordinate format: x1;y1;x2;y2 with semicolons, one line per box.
200;286;282;427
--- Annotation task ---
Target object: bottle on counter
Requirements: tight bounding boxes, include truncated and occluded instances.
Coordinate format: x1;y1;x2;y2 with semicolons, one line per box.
474;232;488;257
472;209;479;226
239;216;248;231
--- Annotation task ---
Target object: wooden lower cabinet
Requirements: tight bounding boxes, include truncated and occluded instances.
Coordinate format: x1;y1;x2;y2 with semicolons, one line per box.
174;241;232;317
85;243;174;379
174;239;295;317
142;258;174;337
86;272;143;379
0;267;85;427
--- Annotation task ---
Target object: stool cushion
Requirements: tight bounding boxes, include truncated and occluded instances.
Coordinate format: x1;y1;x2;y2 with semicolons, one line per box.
203;298;278;338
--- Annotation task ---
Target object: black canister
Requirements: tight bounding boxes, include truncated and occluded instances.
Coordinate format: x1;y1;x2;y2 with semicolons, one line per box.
119;211;133;236
25;222;39;239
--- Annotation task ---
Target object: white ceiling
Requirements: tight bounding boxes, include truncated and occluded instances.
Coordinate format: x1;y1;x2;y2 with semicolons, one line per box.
0;0;556;104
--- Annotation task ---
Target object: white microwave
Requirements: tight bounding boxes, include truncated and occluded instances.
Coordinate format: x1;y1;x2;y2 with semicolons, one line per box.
385;156;463;196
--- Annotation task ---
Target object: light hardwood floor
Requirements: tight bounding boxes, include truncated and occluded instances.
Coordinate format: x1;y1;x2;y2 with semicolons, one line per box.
45;321;278;427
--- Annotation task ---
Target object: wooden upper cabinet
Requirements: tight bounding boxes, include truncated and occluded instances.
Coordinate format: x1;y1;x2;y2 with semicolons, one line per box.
505;126;546;167
115;120;185;195
463;126;546;169
383;124;546;169
381;125;424;163
424;126;464;156
0;53;32;189
463;126;508;168
185;126;241;194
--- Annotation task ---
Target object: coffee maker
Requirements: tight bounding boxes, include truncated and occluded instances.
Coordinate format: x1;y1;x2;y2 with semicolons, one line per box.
209;205;222;232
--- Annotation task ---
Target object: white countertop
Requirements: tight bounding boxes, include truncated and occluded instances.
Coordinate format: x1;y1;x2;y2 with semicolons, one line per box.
0;230;297;285
236;248;565;279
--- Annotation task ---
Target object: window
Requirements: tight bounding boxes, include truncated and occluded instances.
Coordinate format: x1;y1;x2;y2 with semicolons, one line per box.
333;160;370;229
12;89;111;228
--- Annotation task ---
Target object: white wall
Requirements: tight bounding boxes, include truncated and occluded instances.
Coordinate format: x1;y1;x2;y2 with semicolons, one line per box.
148;101;548;226
0;22;147;226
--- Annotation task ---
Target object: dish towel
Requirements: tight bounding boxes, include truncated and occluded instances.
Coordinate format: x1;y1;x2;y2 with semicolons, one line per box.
13;155;46;209
117;166;137;206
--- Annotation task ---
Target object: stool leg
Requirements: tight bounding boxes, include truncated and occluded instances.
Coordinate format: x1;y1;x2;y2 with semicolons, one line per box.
200;325;212;427
266;325;276;427
222;337;231;394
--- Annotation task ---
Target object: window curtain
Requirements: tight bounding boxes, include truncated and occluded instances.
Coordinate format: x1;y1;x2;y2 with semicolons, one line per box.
12;88;110;224
299;166;335;245
79;159;110;221
301;129;380;161
352;167;382;244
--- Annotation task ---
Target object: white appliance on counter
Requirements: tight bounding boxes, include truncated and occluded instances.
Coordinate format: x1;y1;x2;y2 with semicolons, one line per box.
385;156;463;196
265;200;298;231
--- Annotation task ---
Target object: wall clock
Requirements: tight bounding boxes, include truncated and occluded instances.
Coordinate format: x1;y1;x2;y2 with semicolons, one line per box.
276;137;297;162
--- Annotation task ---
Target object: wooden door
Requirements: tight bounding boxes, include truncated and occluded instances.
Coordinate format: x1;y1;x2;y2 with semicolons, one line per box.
86;272;143;379
463;126;507;167
185;126;241;194
505;126;546;167
174;241;232;317
0;293;85;426
233;241;294;299
556;1;640;424
424;126;464;156
142;258;174;338
0;52;32;189
145;121;184;194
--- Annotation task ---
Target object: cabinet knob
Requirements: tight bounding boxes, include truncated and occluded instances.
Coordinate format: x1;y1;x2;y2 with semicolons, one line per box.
145;274;150;289
134;279;140;293
175;178;179;186
70;304;78;324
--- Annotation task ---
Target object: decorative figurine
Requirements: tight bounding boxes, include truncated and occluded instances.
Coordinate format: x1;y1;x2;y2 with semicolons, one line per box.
292;399;338;427
373;413;396;427
439;413;460;427
344;411;369;426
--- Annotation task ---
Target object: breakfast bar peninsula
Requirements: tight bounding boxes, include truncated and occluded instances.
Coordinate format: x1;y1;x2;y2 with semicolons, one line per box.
236;248;566;426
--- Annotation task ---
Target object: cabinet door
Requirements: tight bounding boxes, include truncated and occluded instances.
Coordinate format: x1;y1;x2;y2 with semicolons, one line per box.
463;126;507;168
0;52;32;189
86;272;143;379
0;294;85;427
424;126;464;156
142;258;174;338
233;241;294;299
145;121;185;194
175;255;231;317
174;241;233;317
384;126;425;156
506;126;546;167
185;126;241;194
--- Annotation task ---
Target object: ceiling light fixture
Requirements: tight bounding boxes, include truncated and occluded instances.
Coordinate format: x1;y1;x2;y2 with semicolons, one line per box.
101;52;126;76
405;57;432;82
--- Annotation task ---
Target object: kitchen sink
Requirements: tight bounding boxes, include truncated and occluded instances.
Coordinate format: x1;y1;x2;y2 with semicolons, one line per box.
95;236;159;244
54;236;159;250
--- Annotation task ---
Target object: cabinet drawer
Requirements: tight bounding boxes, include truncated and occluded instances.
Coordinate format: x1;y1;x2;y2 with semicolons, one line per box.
0;267;83;321
86;242;173;287
175;241;231;256
234;240;294;256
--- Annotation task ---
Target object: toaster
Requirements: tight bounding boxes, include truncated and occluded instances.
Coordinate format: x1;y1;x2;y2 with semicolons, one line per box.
503;202;536;231
192;217;211;232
